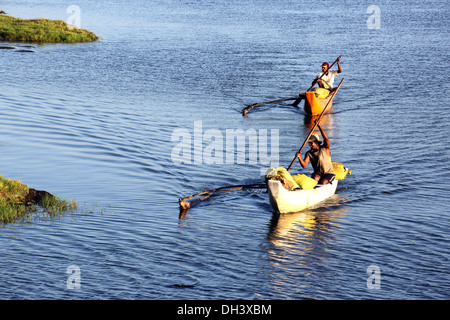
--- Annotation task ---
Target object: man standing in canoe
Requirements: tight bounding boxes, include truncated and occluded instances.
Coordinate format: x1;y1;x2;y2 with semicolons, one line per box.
295;124;335;185
313;56;342;91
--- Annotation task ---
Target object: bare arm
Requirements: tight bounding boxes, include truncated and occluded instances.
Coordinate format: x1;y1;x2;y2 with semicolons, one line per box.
318;125;331;153
296;151;310;168
336;56;342;74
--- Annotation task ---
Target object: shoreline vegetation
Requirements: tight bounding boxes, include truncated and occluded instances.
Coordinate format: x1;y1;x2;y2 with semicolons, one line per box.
0;12;98;43
0;175;78;223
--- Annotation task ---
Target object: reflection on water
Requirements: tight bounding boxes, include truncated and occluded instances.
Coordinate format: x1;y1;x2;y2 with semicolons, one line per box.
263;196;348;299
303;112;334;130
267;195;347;246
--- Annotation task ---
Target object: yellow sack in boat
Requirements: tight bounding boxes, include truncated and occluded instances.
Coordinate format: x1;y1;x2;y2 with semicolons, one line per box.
332;162;352;180
266;167;317;190
313;87;330;99
292;173;317;190
265;167;300;190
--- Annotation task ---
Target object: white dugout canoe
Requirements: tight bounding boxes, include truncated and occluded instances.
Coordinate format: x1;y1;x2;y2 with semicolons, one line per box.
267;179;338;214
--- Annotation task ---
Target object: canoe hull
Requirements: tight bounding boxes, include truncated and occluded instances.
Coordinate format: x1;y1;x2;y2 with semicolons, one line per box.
303;91;333;115
268;179;338;213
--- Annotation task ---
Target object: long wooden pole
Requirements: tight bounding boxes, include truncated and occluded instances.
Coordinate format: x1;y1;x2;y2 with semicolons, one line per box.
287;78;344;171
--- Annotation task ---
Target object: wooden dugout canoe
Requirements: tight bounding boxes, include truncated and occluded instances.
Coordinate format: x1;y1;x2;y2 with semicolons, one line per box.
303;78;344;115
303;91;335;116
267;179;338;214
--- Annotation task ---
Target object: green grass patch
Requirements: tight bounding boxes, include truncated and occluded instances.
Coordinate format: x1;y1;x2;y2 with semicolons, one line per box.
0;175;78;223
0;14;98;43
41;194;78;215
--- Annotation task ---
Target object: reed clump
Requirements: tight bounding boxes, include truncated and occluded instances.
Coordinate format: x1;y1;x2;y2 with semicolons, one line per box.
40;194;78;215
0;14;98;43
0;175;77;223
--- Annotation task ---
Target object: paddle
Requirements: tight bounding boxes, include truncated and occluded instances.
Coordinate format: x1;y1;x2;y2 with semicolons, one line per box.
179;183;267;215
243;56;342;115
292;55;342;107
287;78;344;172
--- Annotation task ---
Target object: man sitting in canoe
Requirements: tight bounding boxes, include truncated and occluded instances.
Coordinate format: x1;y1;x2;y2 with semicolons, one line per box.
297;57;342;102
295;124;335;185
313;56;342;91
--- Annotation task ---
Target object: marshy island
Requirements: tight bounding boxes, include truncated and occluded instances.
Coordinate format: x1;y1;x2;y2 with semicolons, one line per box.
0;12;98;43
0;174;78;223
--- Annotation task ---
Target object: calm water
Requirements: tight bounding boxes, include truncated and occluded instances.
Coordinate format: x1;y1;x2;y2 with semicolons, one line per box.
0;0;449;300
